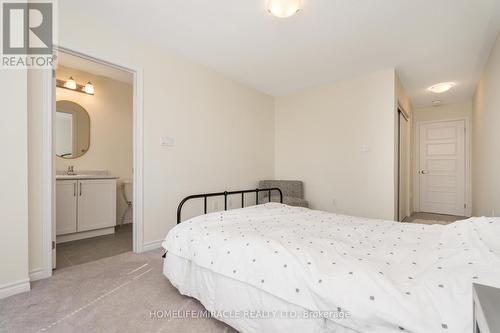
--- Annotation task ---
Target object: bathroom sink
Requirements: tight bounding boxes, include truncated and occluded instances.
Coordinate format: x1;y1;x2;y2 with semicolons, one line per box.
56;174;90;178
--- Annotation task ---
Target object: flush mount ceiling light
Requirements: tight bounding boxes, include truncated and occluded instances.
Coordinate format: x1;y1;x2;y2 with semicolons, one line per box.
428;82;456;94
267;0;303;18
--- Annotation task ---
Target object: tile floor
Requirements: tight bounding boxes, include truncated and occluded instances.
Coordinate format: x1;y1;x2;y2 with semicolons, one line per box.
56;224;133;269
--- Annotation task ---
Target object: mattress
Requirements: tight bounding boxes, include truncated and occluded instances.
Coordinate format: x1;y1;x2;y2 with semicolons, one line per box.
162;203;500;333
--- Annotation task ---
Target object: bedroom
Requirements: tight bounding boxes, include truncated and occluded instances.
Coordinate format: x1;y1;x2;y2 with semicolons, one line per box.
1;0;500;332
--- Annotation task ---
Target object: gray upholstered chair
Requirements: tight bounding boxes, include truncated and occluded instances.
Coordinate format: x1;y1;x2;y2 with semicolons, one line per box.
259;180;309;208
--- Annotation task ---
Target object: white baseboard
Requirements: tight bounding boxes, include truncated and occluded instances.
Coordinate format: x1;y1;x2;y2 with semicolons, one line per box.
57;227;115;244
29;267;51;282
142;239;163;252
0;279;30;299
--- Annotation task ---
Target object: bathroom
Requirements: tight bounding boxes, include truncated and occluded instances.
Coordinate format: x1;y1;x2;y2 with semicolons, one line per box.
54;52;134;269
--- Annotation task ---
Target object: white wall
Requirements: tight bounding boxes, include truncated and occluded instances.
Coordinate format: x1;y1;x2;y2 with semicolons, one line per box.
0;70;30;298
25;0;275;275
275;69;397;220
413;102;472;123
56;65;133;224
472;33;500;217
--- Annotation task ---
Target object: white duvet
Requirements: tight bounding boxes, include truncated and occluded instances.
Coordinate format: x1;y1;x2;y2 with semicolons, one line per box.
163;203;500;333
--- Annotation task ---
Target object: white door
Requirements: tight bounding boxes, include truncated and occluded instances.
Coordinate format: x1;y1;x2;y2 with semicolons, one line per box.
419;120;466;216
56;180;78;235
77;179;117;232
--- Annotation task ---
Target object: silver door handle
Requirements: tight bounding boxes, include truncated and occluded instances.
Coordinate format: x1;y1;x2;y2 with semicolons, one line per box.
79;183;82;196
74;183;76;196
420;170;429;174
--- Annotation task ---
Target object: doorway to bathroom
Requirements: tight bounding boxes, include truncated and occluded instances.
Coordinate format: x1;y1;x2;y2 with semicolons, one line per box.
46;48;142;270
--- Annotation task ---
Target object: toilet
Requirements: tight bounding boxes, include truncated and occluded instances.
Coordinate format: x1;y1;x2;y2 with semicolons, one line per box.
120;180;133;226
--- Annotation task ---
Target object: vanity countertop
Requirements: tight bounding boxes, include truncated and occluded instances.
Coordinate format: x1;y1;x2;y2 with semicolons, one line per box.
56;174;120;180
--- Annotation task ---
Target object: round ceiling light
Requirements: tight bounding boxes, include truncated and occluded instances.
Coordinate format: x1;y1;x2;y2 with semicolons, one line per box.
267;0;303;18
428;82;456;94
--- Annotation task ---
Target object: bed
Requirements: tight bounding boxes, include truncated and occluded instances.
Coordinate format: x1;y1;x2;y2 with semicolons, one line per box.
162;189;500;333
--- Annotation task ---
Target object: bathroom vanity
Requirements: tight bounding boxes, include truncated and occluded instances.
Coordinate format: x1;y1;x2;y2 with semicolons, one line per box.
56;174;118;243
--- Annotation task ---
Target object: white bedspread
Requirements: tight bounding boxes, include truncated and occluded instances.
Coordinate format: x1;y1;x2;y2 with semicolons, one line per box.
163;203;500;333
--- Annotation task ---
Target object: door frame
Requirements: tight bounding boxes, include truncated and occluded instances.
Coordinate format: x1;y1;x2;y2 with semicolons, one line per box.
397;107;410;221
38;45;144;280
413;118;471;217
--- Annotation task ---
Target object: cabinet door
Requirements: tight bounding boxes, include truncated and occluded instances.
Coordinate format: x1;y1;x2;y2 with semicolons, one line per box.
77;179;117;232
56;180;78;235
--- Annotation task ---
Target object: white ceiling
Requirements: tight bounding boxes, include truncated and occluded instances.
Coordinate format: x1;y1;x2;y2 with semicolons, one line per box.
62;0;500;107
57;52;133;84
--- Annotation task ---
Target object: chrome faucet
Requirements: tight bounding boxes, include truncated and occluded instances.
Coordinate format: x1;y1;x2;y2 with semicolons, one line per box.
67;165;75;175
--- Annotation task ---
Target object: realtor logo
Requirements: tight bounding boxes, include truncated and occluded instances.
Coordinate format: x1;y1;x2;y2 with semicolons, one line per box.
1;1;55;68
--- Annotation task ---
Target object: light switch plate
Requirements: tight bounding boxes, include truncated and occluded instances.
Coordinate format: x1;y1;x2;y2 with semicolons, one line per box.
160;137;175;147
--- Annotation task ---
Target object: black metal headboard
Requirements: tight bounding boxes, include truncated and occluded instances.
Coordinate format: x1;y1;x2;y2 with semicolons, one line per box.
177;188;283;224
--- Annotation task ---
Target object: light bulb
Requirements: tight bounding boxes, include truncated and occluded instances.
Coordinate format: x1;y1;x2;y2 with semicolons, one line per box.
84;81;94;95
64;77;77;90
428;82;456;94
267;0;303;18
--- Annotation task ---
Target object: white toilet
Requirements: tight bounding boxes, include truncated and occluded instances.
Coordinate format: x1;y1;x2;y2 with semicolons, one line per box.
120;180;133;226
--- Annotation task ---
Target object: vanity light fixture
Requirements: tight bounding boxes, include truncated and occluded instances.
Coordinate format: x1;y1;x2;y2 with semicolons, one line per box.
84;81;95;95
57;77;95;95
428;82;456;94
267;0;303;18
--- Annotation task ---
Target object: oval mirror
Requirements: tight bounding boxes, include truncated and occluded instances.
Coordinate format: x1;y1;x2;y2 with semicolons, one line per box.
55;100;90;159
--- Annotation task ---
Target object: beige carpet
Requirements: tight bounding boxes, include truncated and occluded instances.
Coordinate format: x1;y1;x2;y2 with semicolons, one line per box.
0;249;237;333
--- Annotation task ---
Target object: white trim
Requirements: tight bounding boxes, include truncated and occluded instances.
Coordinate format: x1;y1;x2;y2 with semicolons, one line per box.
29;268;48;281
56;227;115;243
0;279;30;299
41;45;145;276
142;239;164;252
41;68;54;278
132;67;145;253
413;118;472;217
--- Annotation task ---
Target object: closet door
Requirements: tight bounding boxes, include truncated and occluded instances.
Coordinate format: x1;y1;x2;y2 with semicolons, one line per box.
56;180;78;235
77;179;117;232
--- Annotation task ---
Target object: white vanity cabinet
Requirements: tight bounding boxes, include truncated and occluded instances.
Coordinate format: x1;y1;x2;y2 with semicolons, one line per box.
56;180;78;235
56;177;117;241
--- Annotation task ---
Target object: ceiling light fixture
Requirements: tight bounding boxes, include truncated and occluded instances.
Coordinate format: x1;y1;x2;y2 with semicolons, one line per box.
428;82;456;94
267;0;303;18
